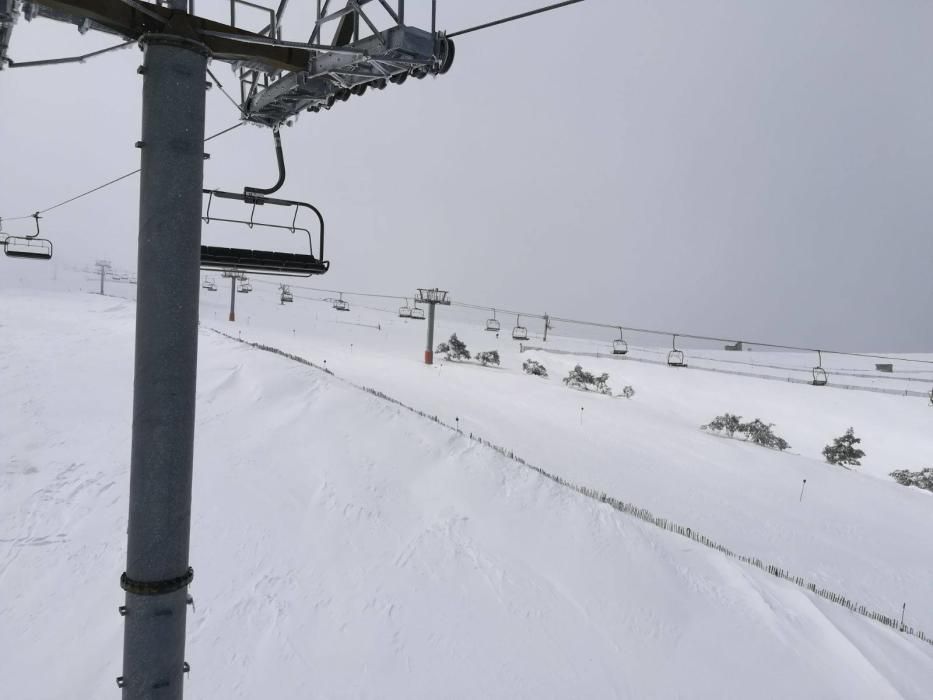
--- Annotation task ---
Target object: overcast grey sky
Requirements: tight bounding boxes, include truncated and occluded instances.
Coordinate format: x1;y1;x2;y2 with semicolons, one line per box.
1;1;931;351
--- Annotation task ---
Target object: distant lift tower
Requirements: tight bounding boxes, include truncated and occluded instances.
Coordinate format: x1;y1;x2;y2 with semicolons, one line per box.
221;268;246;322
416;287;450;365
95;258;112;295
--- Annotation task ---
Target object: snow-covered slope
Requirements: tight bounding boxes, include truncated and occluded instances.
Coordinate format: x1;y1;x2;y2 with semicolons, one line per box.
2;282;933;699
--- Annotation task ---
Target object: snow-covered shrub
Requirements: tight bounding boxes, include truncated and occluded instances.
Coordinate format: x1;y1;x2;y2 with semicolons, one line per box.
621;385;635;399
889;468;933;493
823;427;864;468
739;419;790;451
523;359;548;377
476;350;500;366
438;333;470;361
702;413;789;451
435;341;449;354
563;364;611;395
703;413;742;437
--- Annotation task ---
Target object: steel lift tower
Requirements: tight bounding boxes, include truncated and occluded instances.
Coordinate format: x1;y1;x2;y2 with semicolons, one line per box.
416;287;449;364
0;1;586;697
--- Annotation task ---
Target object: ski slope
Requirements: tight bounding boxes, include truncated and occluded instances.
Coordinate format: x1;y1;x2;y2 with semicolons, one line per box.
2;276;933;699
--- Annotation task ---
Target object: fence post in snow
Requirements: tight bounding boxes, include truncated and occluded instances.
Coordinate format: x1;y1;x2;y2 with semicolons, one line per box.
799;478;807;502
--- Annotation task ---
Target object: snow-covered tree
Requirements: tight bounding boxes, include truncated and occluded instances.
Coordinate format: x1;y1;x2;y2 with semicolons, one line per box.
703;413;741;437
476;350;500;366
435;341;449;354
889;468;933;493
563;364;611;395
823;427;865;468
523;359;548;377
621;385;635;399
439;333;470;361
702;414;790;451
739;419;790;451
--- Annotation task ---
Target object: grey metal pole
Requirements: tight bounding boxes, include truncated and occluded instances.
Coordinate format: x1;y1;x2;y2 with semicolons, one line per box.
119;32;209;700
425;301;435;364
543;313;549;342
229;275;236;321
100;265;105;295
799;478;807;502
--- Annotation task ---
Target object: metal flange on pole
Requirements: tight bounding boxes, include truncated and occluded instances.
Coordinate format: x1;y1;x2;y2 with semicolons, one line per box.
120;28;209;700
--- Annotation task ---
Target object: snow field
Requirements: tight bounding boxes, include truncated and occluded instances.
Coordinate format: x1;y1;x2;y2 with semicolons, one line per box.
1;279;932;698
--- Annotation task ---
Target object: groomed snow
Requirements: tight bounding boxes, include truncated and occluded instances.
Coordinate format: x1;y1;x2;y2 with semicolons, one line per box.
2;276;932;698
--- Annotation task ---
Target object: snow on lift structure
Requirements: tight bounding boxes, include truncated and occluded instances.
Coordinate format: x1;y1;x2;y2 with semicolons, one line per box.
410;301;425;320
398;298;412;317
512;314;529;341
279;284;293;302
812;350;828;386
333;292;350;311
485;309;500;332
1;213;53;260
612;327;628;355
201;129;328;277
230;1;457;129
667;334;685;367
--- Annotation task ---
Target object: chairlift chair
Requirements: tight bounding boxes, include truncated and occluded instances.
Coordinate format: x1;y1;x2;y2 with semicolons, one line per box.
200;189;328;277
812;351;828;386
333;293;350;312
410;303;426;320
667;335;686;367
612;327;628;355
485;309;500;332
3;235;53;260
2;214;53;260
280;285;294;303
398;299;412;318
512;315;529;341
238;280;253;293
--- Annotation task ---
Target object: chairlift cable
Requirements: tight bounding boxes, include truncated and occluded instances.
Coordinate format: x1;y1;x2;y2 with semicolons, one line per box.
447;0;586;39
0;122;245;224
226;281;933;368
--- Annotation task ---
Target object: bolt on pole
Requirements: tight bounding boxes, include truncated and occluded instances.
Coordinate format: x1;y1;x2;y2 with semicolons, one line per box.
119;32;208;700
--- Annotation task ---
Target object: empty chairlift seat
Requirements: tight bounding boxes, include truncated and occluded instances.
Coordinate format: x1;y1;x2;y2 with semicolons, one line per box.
485;309;500;332
811;351;828;386
667;335;686;367
3;235;53;260
511;315;529;341
398;300;412;318
612;328;628;355
200;190;329;277
410;305;426;320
